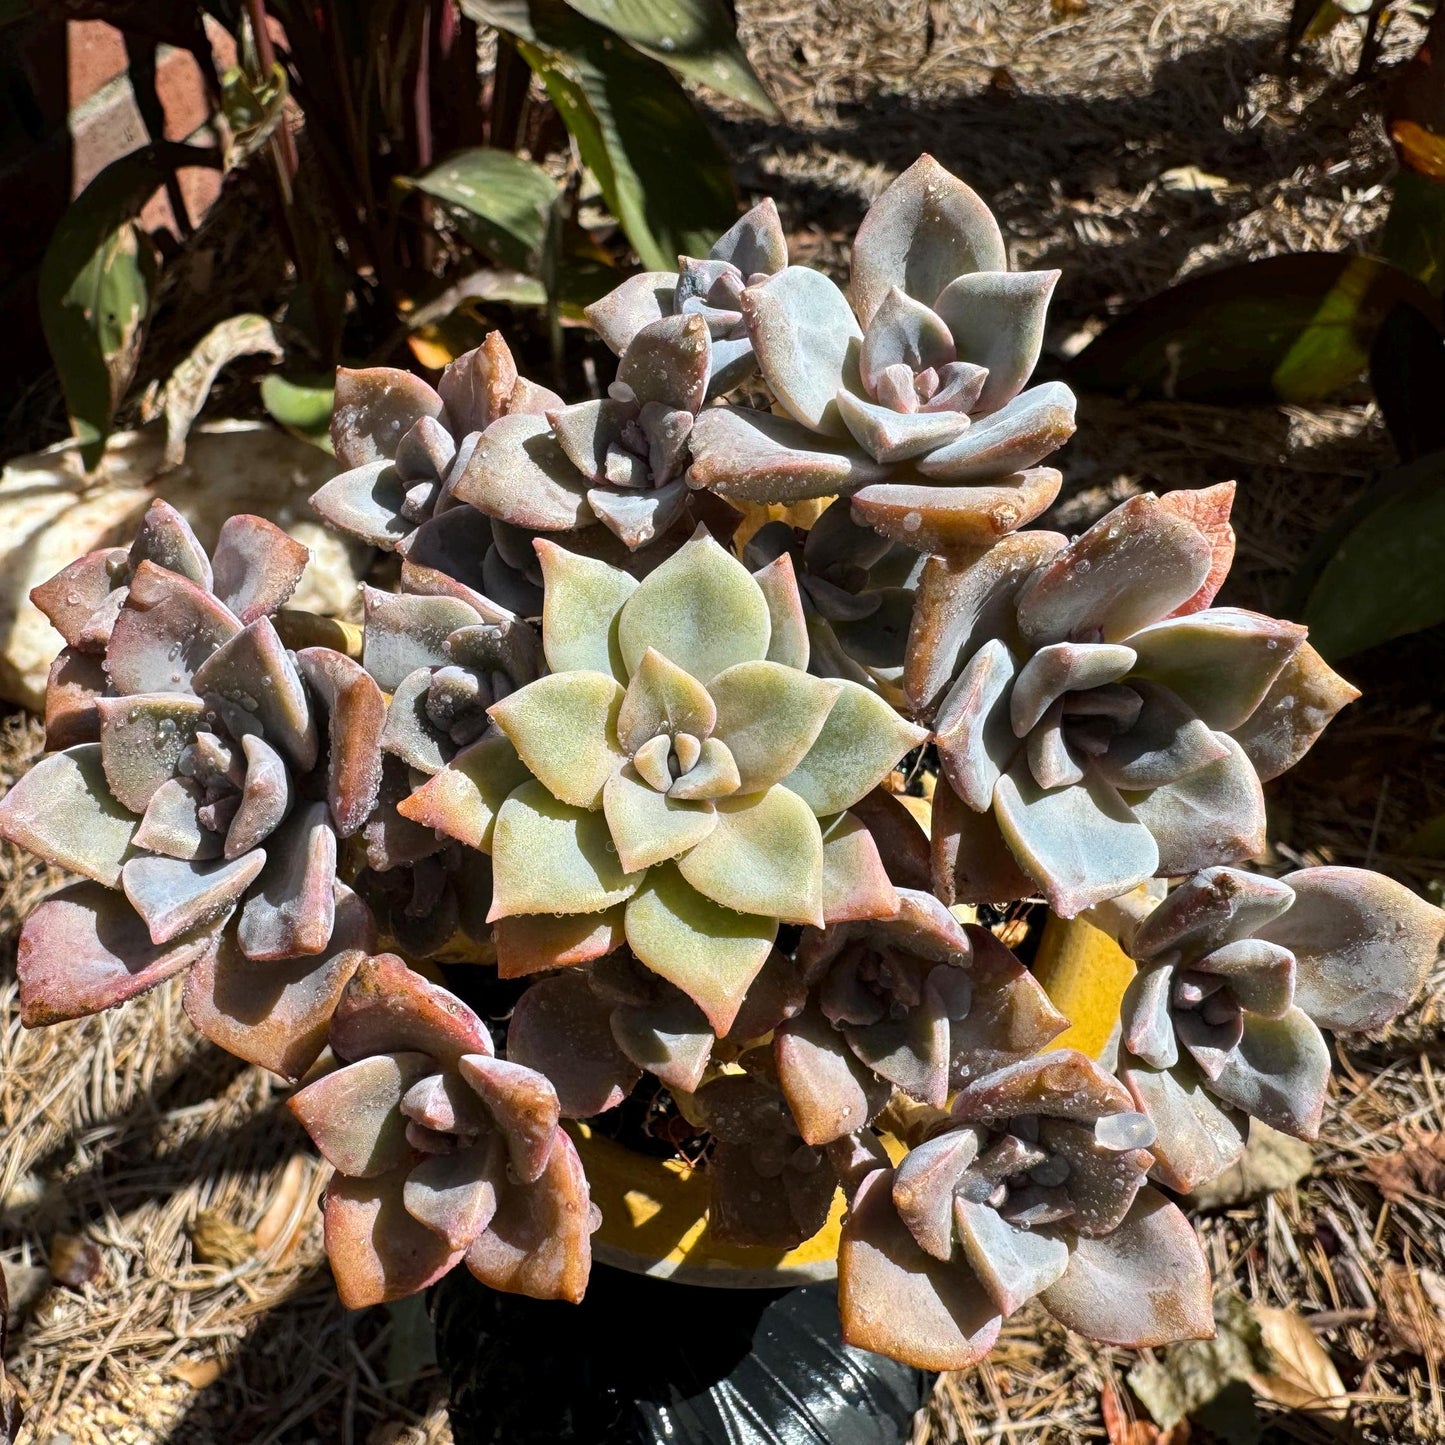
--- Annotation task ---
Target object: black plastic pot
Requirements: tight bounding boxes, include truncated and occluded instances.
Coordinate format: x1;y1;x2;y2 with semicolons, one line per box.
433;1262;931;1445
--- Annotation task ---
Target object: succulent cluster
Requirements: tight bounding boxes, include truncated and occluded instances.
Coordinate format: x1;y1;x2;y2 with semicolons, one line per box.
3;156;1441;1369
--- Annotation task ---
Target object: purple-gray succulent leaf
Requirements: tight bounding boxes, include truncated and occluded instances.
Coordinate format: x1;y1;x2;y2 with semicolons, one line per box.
835;389;972;463
952;1049;1136;1126
403;1142;504;1249
706;335;759;398
210;515;310;625
436;333;519;436
848;156;1007;328
848;469;1063;554
1230;642;1359;781
844;1000;951;1106
450;412;596;532
331;367;446;470
553;399;633;485
931;773;1037;907
912;382;1076;482
1192;938;1296;1017
752;553;811;671
953;1196;1071;1317
616;314;711;414
931;270;1059;413
838;1165;1004;1371
121;849;265;946
292;1049;437;1179
707;1138;838;1249
1123;731;1266;877
1036;1186;1213;1347
30;546;131;653
1088;680;1230;792
858;287;957;396
505;969;641;1119
225;733;294;856
396;414;458;484
135;778;217;860
1170;994;1243;1079
397;510;520;624
687;404;891;503
587;480;691;550
456;1053;562;1184
1125;607;1307;732
1203;1006;1330;1140
1258;866;1445;1033
129;499;211;589
585;271;678;354
236;800;337;960
608;988;716;1095
329;953;494;1069
104;561;242;695
741;266;863;436
1036;1117;1153;1235
1121;962;1181;1070
892;1126;981;1259
1118;1049;1249;1193
1009;643;1137;736
1024;699;1085;790
96;693;206;813
935;640;1017;812
361;587;482;692
381;670;452;775
1132;866;1295;962
775;1005;891;1146
710;196;788;278
309;463;415;549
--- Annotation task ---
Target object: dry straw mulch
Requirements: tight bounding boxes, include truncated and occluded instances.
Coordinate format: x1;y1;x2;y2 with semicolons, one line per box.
3;1;1444;1441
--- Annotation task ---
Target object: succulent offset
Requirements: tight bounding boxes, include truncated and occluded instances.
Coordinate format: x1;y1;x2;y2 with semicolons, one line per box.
0;154;1439;1372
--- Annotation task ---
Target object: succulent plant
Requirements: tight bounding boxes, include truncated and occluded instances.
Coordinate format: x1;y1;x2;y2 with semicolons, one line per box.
685;156;1077;554
779;889;1069;1129
1108;865;1445;1191
913;484;1361;916
835;1050;1213;1369
400;527;927;1031
1;500;385;1079
289;953;594;1307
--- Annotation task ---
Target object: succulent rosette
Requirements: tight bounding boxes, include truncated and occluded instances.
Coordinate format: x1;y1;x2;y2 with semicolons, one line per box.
399;527;927;1031
686;156;1077;553
0;501;386;1079
289;953;594;1307
779;890;1070;1133
912;484;1361;916
743;497;925;695
1110;865;1445;1191
835;1050;1213;1370
311;334;563;614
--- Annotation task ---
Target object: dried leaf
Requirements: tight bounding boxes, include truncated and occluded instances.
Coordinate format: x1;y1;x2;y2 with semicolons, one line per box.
1248;1306;1348;1419
253;1154;313;1254
1186;1122;1312;1209
48;1233;101;1288
189;1210;257;1267
1364;1130;1445;1205
1102;1381;1191;1445
170;1356;226;1389
1380;1261;1445;1362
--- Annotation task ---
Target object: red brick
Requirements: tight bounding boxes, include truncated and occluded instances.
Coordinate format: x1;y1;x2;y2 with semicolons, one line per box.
67;20;128;108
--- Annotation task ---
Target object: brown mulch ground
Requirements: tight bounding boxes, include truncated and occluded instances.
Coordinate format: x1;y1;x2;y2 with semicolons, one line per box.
2;2;1443;1441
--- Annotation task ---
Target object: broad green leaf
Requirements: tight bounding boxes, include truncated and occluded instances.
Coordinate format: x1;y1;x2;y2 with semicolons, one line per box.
1070;253;1438;404
488;671;626;809
261;374;335;449
1381;172;1445;298
219;61;288;169
562;0;777;118
407;149;560;273
461;0;738;271
1304;451;1445;659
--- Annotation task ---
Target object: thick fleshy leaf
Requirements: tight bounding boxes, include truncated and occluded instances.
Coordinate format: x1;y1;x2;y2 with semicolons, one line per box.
1038;1118;1152;1235
617;313;710;412
891;1127;979;1259
837;392;972;465
404;1144;503;1250
849;786;932;892
210;514;309;624
914;383;1076;482
451;413;594;531
122;850;265;946
952;1049;1134;1125
1037;1187;1212;1346
587;480;690;551
820;811;901;923
128;499;210;587
610;990;716;1094
1015;494;1212;648
931;773;1037;906
949;925;1069;1082
551;398;631;484
993;762;1159;918
677;786;825;925
506;972;640;1117
1010;644;1137;736
1133;866;1295;963
45;647;106;749
742;266;861;435
1260;866;1444;1032
104;561;242;694
290;1050;435;1176
236;802;336;959
932;270;1059;411
1207;1007;1330;1139
1120;1052;1248;1193
845;1003;949;1106
954;1198;1069;1317
494;907;626;979
534;540;637;682
775;1006;890;1145
1127;608;1305;731
1230;643;1358;782
31;547;130;651
225;733;293;857
0;743;136;885
489;671;625;810
858;286;956;392
1157;482;1237;617
586;271;677;353
708;660;840;792
1126;731;1266;876
617;528;771;682
1090;681;1228;792
1121;963;1180;1070
331;366;445;469
905;532;1067;719
191;617;318;772
707;1140;837;1248
850;469;1061;552
398;727;530;853
458;1054;561;1183
490;779;644;918
752;553;810;670
838;1166;1003;1371
183;886;373;1079
16;880;219;1026
361;588;480;693
1194;938;1296;1017
331;952;492;1064
322;1166;463;1309
934;639;1019;811
783;679;927;817
297;647;387;837
687;405;890;502
616;648;716;753
135;778;215;860
603;765;717;873
463;1127;592;1304
624;863;776;1032
309;461;412;548
849;156;1007;326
